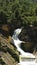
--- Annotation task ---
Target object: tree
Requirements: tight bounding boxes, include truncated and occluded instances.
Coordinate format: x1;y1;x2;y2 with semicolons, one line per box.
0;0;37;25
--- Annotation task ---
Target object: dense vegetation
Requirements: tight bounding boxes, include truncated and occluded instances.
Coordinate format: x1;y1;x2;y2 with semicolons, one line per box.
0;0;37;26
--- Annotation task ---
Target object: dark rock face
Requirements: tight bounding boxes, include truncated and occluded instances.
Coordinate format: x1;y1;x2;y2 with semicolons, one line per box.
19;26;37;53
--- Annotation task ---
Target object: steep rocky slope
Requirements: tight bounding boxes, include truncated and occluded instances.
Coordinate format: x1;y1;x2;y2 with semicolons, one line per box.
0;34;19;65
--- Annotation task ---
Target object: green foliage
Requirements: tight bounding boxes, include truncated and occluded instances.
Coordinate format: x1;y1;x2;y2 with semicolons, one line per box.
0;0;37;25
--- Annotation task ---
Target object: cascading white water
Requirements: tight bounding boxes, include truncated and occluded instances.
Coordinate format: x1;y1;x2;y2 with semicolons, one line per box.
12;28;37;65
12;28;35;58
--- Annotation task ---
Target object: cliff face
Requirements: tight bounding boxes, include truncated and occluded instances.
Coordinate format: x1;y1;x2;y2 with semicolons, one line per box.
0;24;37;65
